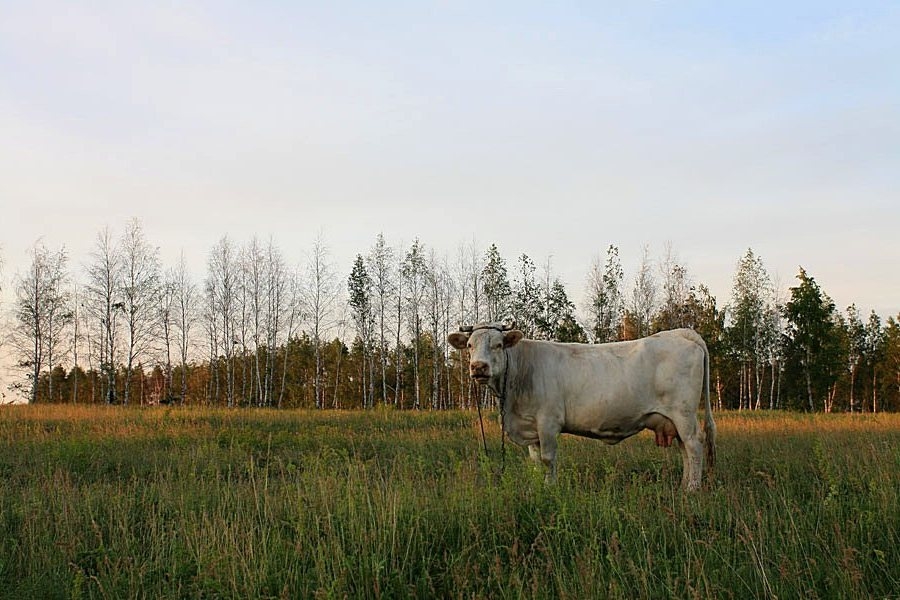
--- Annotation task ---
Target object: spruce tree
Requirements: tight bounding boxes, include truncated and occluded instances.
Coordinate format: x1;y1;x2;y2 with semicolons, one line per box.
782;268;843;411
481;244;511;324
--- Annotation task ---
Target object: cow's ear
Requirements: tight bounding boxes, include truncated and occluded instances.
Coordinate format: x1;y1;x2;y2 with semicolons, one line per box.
448;332;469;350
503;330;524;348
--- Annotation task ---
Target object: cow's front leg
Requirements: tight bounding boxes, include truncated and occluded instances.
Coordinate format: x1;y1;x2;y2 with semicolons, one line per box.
527;444;543;471
536;424;559;483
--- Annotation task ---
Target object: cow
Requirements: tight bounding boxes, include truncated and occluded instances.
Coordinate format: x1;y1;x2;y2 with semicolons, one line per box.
448;323;717;491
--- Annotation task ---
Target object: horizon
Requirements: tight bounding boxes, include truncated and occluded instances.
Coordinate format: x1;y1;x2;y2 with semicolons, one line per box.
2;1;898;396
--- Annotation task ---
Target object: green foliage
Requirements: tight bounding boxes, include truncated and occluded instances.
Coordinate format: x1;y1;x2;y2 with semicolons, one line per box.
782;268;844;411
12;235;900;413
481;243;512;323
537;279;586;342
511;253;543;339
587;245;624;343
1;406;898;598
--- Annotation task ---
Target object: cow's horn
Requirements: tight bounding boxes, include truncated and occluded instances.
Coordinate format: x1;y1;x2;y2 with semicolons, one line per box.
459;325;474;333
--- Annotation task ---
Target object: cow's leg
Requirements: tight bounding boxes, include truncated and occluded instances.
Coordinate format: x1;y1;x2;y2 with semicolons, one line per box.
527;444;542;465
536;424;559;483
681;436;704;491
669;415;704;491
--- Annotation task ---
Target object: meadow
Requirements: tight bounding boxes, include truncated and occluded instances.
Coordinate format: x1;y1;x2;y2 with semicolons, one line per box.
0;405;897;599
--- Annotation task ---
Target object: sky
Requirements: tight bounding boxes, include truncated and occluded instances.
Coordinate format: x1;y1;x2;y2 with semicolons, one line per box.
1;1;898;338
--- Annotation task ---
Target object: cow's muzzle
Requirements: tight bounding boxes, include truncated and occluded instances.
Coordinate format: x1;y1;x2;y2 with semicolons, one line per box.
470;361;490;383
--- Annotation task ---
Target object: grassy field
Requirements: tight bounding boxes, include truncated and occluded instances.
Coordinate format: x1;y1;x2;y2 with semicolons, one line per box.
0;405;898;599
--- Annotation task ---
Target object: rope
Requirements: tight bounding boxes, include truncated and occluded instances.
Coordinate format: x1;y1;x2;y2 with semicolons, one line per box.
462;324;515;477
476;387;488;455
499;348;509;472
473;347;510;477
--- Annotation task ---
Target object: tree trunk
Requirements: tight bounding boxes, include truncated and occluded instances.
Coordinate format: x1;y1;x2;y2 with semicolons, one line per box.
805;348;814;412
872;370;877;413
769;361;776;410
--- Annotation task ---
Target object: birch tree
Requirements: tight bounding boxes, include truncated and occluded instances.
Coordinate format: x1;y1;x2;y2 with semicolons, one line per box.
10;242;71;403
844;305;868;413
393;248;405;408
172;251;198;403
236;244;252;404
585;245;623;343
726;249;778;410
263;239;289;407
84;227;122;404
157;268;178;402
628;245;657;340
366;233;395;406
424;250;452;409
277;267;303;409
864;311;884;412
43;248;73;402
465;239;483;325
206;236;239;406
452;242;478;408
119;219;161;405
70;283;82;403
303;234;338;409
401;239;428;409
655;243;693;331
242;237;265;405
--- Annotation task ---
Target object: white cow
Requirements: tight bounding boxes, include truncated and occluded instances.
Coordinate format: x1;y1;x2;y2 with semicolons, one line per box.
448;324;716;490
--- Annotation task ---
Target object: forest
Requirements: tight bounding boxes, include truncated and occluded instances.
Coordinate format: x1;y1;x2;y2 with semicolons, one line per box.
4;219;900;412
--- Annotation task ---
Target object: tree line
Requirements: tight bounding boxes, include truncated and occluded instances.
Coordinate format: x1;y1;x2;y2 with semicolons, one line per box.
4;220;900;412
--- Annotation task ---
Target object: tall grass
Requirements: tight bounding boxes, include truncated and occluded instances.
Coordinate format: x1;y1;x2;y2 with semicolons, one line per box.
0;406;897;598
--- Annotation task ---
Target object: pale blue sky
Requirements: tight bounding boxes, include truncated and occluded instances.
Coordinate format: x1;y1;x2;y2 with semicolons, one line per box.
1;1;898;319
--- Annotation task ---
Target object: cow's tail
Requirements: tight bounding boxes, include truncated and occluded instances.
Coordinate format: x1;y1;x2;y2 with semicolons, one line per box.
702;339;717;473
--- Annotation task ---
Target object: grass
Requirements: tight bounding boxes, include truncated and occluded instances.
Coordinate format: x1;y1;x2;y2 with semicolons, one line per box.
0;405;898;599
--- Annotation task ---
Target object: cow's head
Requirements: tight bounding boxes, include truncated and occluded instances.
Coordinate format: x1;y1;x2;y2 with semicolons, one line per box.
448;322;524;386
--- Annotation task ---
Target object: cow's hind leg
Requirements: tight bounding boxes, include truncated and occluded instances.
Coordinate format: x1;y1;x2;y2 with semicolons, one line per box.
669;415;704;491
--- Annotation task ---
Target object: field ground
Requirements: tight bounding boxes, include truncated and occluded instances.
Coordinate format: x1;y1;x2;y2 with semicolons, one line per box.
0;405;898;599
